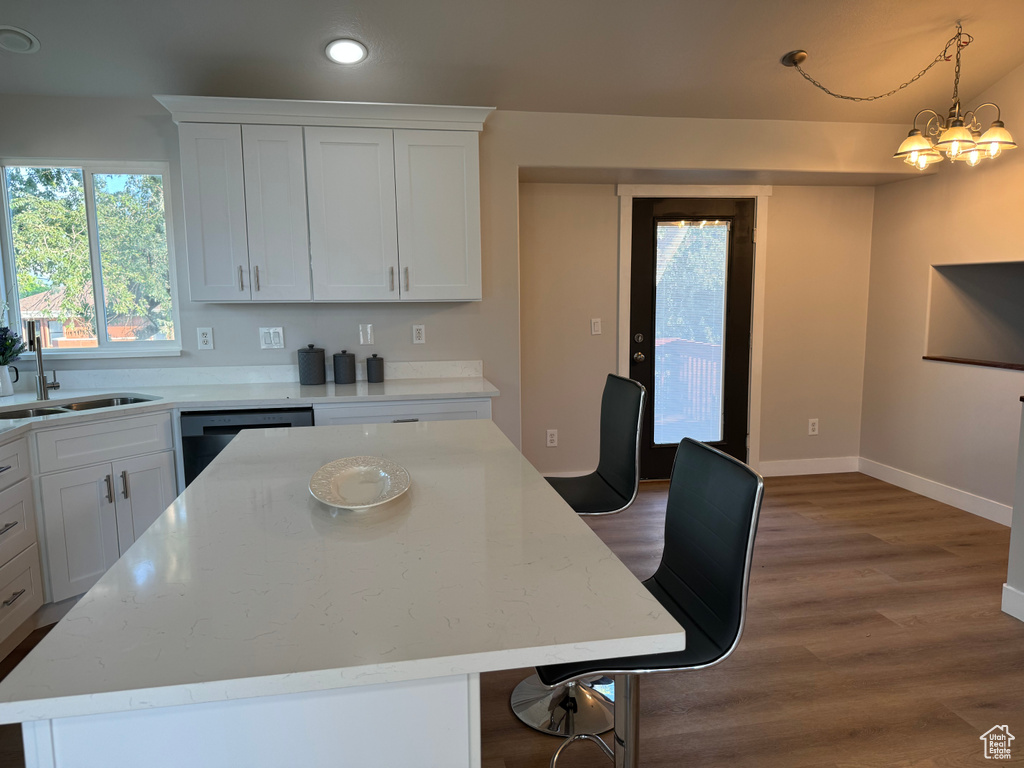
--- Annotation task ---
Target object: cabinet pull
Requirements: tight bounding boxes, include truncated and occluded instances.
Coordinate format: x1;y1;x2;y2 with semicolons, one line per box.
121;470;130;499
404;266;410;292
3;589;25;607
389;267;395;291
104;474;114;504
239;265;245;292
0;465;10;473
254;265;260;292
0;521;17;536
392;418;419;423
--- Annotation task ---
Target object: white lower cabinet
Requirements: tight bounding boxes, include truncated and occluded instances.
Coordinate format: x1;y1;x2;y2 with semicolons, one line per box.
40;451;177;603
313;398;491;426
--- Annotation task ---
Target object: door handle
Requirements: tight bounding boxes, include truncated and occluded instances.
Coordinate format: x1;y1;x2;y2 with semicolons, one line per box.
121;470;130;499
238;265;245;292
633;352;645;363
390;267;395;291
2;589;25;607
104;474;114;504
254;265;260;292
404;266;409;292
0;521;17;536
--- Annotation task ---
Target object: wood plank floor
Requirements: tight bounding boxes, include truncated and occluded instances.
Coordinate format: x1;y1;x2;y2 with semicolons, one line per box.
0;473;1021;767
481;473;1024;768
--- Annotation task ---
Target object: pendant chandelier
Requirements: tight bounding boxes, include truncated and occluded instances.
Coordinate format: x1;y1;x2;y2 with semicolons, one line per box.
782;23;1015;171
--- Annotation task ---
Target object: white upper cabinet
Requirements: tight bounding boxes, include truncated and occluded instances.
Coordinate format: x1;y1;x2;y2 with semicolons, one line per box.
178;123;249;301
161;96;494;303
241;125;312;301
306;127;399;301
395;131;482;301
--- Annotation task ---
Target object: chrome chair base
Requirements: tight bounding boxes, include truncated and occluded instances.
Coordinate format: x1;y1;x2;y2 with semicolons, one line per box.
510;673;615;736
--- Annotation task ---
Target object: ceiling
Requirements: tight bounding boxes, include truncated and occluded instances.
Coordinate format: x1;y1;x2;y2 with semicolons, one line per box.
3;0;1024;124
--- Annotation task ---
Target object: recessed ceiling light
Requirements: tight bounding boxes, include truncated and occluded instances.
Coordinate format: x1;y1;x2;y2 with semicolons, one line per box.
325;38;367;65
0;25;40;54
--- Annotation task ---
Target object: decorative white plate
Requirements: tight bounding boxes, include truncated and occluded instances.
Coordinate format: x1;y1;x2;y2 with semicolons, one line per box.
309;456;411;510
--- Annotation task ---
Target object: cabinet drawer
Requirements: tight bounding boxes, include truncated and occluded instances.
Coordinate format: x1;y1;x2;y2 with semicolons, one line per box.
0;479;36;567
0;544;43;645
0;438;30;493
36;413;173;473
313;398;490;426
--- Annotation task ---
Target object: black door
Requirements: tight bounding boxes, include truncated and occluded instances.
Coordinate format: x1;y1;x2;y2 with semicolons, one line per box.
629;197;755;478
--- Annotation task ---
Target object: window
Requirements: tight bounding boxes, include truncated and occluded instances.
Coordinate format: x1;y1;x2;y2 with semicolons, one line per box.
0;162;179;355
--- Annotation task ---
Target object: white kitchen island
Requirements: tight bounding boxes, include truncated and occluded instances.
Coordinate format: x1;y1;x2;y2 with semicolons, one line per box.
0;420;685;768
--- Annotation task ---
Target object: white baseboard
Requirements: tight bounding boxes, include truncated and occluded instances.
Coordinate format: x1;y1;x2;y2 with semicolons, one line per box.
757;456;860;477
1002;583;1024;622
859;458;1011;526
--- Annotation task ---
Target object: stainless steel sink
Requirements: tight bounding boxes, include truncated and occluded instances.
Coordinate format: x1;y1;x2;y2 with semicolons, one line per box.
0;407;69;419
61;396;156;411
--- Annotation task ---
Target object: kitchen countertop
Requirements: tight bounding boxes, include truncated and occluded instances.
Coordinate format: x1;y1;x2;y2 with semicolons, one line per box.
0;377;499;438
0;419;684;723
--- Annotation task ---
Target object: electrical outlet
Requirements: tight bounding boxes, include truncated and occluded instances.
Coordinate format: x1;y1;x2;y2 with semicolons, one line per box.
197;327;214;350
808;418;819;436
259;327;284;349
412;324;426;344
359;323;374;345
546;429;558;447
591;318;602;335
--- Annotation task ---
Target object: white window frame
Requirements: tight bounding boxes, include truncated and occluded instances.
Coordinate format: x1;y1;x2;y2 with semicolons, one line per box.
0;158;182;358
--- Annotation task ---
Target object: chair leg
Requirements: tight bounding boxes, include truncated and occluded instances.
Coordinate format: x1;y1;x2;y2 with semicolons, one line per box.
612;673;640;768
550;733;614;768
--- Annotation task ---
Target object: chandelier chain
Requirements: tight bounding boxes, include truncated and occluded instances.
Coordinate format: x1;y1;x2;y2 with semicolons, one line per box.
792;24;971;103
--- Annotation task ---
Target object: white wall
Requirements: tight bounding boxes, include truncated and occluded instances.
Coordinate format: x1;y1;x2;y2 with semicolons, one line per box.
862;59;1024;510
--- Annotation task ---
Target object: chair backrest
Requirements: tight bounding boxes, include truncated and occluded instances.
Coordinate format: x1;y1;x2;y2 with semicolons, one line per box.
652;437;764;659
595;374;646;503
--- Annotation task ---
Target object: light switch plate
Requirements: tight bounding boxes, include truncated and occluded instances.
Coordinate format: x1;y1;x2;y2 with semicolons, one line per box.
197;327;214;350
591;318;602;335
260;327;285;349
413;324;425;344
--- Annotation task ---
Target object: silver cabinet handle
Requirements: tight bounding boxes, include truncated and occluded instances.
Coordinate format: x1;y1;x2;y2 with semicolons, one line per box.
239;265;245;292
389;267;395;291
0;521;17;536
633;352;645;363
254;265;260;292
121;470;130;499
104;474;114;504
404;266;409;292
3;589;25;607
0;465;10;474
392;418;419;423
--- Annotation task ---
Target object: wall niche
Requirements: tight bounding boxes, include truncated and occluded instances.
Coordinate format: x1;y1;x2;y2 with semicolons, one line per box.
925;261;1024;370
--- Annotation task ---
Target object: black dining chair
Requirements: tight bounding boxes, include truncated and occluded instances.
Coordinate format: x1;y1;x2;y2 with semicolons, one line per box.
545;373;646;516
512;437;764;767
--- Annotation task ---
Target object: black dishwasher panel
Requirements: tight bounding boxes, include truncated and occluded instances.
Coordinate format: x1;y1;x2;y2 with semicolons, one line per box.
180;408;314;486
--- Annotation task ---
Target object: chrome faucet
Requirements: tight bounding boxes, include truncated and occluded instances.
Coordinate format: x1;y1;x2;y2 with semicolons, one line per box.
26;321;60;400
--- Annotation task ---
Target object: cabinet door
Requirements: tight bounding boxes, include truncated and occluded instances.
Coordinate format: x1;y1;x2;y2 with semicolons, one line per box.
394;130;482;301
112;452;177;550
242;125;312;301
179;123;251;301
40;465;119;603
305;127;400;301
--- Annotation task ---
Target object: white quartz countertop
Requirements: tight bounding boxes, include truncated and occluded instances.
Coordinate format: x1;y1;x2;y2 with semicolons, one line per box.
0;377;499;437
0;419;684;723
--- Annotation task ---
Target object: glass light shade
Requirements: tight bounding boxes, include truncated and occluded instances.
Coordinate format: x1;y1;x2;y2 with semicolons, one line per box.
935;121;976;158
325;38;367;64
907;150;941;170
978;120;1017;158
893;129;935;159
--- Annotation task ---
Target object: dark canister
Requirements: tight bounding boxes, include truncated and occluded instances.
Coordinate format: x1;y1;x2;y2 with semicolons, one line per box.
366;353;384;383
297;344;326;385
333;350;356;385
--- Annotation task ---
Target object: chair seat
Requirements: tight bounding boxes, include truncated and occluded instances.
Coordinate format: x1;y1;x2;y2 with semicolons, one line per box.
546;472;630;515
536;577;726;686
